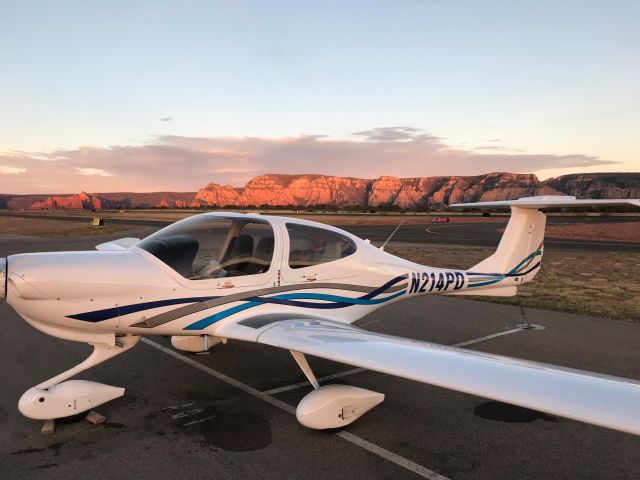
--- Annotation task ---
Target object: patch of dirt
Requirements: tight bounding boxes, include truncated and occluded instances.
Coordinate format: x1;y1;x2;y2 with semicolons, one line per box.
0;216;133;237
545;222;640;242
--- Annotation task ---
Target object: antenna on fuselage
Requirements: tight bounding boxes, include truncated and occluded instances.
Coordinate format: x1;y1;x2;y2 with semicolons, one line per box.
380;220;405;251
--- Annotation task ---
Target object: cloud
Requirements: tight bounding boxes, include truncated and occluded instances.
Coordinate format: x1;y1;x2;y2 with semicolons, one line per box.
0;165;27;174
76;167;115;177
352;126;431;142
161;117;172;122
0;127;619;194
473;145;524;153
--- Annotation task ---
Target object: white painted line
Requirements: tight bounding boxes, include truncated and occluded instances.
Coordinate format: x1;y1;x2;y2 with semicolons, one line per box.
141;337;448;480
424;225;471;235
183;415;215;427
336;430;449;480
263;368;366;395
358;317;385;327
171;409;203;420
452;327;523;348
264;327;529;394
162;402;194;412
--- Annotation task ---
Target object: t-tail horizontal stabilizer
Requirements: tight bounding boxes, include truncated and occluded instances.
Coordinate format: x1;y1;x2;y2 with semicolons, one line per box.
450;195;640;209
449;196;640;294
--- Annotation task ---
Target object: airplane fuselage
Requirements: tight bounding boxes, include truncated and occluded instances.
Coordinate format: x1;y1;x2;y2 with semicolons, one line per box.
3;213;529;343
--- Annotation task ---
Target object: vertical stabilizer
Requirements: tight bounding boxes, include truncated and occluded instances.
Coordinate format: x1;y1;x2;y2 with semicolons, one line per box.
470;206;545;281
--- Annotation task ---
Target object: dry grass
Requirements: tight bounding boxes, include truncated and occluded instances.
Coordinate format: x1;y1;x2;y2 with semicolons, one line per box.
386;245;640;321
0;216;133;237
545;222;640;242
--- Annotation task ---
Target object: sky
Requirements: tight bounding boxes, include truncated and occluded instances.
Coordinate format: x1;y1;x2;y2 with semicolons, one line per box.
0;0;638;193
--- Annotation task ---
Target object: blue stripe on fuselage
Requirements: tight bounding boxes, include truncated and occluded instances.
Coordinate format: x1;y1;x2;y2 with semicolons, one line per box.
182;289;407;331
67;296;218;322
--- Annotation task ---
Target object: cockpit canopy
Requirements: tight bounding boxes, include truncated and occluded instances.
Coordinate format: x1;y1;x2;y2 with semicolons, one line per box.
136;214;358;280
137;215;274;280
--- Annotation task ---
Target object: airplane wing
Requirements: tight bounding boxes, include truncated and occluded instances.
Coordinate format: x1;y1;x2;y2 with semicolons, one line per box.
450;195;640;209
218;318;640;435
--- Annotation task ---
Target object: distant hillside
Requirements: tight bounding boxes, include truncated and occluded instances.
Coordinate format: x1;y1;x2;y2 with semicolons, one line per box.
1;172;638;211
5;191;197;210
0;194;16;210
196;172;560;209
544;173;640;199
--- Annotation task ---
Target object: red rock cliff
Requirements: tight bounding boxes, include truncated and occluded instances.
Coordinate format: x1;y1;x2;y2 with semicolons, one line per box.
195;172;562;209
5;172;637;211
196;174;369;207
31;191;103;210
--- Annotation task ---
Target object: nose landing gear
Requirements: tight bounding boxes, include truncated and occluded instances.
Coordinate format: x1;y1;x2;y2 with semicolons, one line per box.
18;334;140;420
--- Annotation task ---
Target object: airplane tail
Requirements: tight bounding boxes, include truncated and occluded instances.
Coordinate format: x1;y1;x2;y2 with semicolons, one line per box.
450;196;640;296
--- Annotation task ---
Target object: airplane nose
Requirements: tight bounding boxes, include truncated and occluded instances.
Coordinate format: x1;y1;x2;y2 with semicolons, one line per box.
1;257;6;302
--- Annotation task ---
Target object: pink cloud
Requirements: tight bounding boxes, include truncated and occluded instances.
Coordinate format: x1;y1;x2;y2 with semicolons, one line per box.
0;128;618;194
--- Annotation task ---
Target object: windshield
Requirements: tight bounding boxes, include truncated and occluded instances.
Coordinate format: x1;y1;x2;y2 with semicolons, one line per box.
137;215;274;279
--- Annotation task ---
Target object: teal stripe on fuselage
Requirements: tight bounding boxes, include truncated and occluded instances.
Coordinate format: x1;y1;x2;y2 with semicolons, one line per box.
507;249;542;275
183;290;406;331
184;301;261;330
273;290;406;305
467;248;542;288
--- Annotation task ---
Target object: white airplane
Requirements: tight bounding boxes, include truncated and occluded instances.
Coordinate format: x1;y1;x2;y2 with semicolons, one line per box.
2;195;640;434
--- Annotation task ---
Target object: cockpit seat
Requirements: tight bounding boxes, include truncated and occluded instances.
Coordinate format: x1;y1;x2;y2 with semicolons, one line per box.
318;241;341;262
289;237;316;269
245;235;274;274
221;234;255;274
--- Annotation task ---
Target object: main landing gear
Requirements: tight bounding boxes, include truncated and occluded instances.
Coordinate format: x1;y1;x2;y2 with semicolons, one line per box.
289;350;384;429
19;334;140;420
